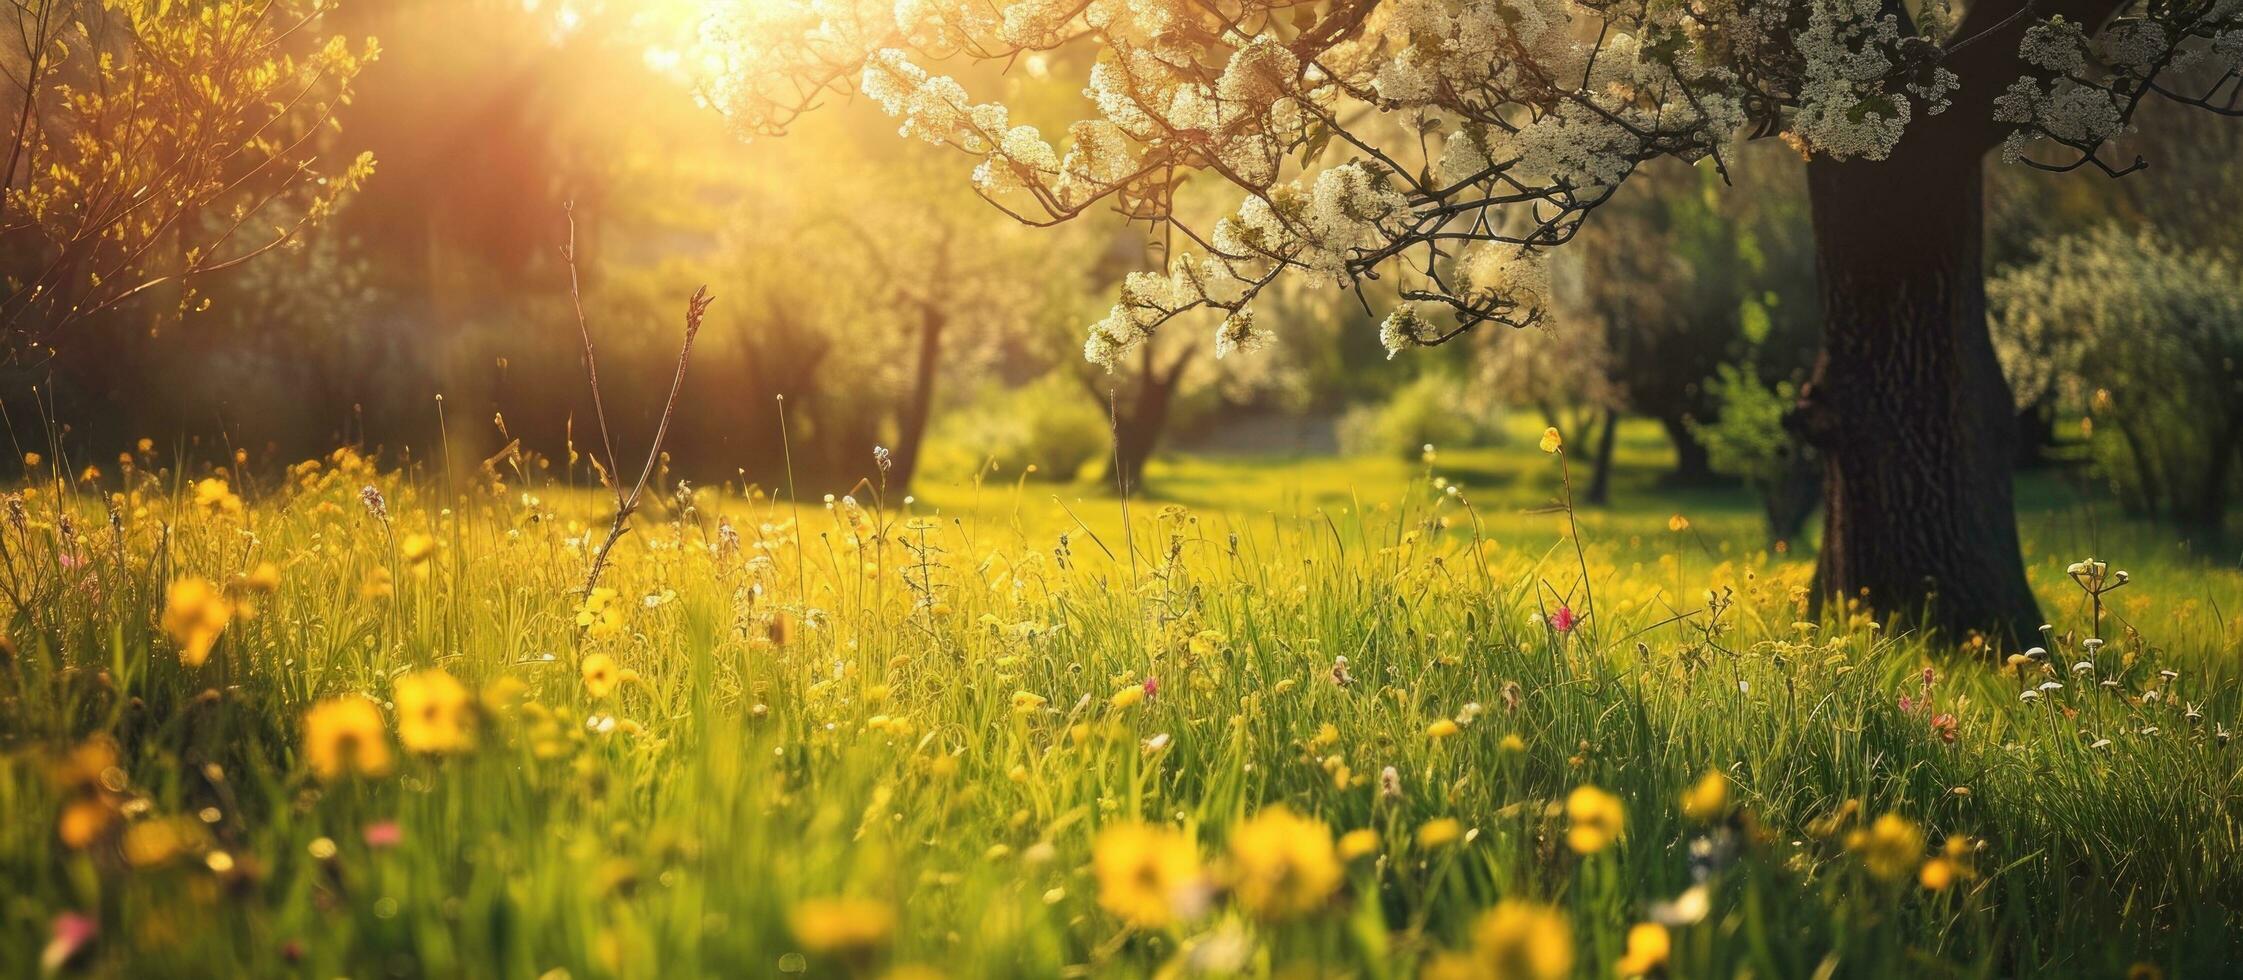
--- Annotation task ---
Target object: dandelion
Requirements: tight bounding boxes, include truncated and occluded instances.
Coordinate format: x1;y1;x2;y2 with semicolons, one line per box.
193;477;242;516
1468;900;1574;980
1919;834;1976;891
120;811;197;865
399;532;437;565
1226;806;1342;919
1012;690;1048;714
1667;514;1690;532
1427;718;1461;739
582;653;620;699
789;897;896;952
1499;733;1527;753
161;577;234;668
303;696;393;781
1092;821;1204;928
1417;817;1462;849
242;561;282;593
57;800;112;849
1565;785;1625;854
1615;922;1671;977
1680;770;1729;822
1847;813;1925;881
1111;684;1146;709
1539;427;1564;454
1337;828;1380;860
395;669;475;754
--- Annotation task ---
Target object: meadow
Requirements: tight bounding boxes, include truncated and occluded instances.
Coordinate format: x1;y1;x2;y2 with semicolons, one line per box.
1;420;2238;978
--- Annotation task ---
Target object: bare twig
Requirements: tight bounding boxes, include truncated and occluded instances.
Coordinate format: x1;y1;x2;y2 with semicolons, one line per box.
563;204;714;598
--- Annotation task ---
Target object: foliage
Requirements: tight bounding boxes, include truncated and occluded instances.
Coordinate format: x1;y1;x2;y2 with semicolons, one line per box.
1692;365;1819;547
1990;226;2243;534
931;372;1113;481
1335;371;1504;459
1548;151;1819;477
0;438;2238;975
702;0;2243;362
0;0;376;348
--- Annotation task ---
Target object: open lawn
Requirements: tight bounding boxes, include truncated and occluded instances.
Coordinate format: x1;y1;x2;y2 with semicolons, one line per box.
1;424;2238;978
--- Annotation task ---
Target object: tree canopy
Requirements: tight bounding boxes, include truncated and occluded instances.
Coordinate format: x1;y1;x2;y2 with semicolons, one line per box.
701;0;2243;364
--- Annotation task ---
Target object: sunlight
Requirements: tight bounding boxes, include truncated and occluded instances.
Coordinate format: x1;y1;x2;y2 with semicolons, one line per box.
2;0;2238;974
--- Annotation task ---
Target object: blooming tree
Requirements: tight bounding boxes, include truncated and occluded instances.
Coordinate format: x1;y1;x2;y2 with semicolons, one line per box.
0;0;376;351
702;0;2243;640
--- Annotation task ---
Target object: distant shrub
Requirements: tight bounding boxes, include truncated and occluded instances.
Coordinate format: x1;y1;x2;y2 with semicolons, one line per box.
1691;366;1818;549
1991;228;2243;537
1337;373;1504;459
933;373;1111;481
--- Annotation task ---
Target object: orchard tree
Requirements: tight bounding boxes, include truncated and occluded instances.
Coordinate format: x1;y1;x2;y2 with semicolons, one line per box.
1554;148;1818;489
766;171;1045;494
0;0;376;351
703;0;2243;641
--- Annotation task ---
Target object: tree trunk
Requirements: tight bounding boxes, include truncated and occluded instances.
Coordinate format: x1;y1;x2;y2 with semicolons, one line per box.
884;305;944;495
1108;345;1185;496
1795;146;2042;646
2013;400;2058;468
1584;409;1620;506
1657;413;1718;486
1763;457;1820;553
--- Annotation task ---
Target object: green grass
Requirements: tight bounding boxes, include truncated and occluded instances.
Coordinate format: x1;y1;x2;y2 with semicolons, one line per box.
0;428;2238;978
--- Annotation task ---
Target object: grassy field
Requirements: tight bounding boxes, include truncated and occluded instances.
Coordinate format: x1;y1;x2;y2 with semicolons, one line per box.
1;422;2239;978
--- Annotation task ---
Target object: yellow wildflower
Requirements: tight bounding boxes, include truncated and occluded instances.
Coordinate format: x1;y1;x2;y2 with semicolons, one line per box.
242;562;281;593
193;477;242;516
1565;785;1625;854
395;669;475;754
1920;834;1976;891
789;897;896;952
577;587;625;637
1093;821;1204;928
400;532;437;565
1680;770;1729;822
57;799;113;849
1111;685;1146;709
1427;718;1461;739
303;696;393;781
1615;922;1671;977
121;817;201;868
1538;427;1563;454
1469;900;1574;980
161;577;233;668
1847;813;1925;881
1417;817;1463;849
1337;828;1380;861
582;653;620;699
1226;806;1342;920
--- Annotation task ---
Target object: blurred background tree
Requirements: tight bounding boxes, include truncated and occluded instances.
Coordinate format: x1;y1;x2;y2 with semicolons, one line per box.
0;0;374;443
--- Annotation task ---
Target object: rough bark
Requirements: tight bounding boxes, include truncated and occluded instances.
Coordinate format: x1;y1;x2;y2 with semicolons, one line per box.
1795;143;2043;646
